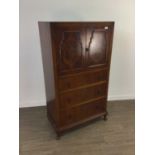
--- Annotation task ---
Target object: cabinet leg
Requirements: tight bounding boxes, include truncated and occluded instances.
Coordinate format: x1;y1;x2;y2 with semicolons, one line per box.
56;132;61;140
56;135;60;140
101;112;108;121
103;114;107;121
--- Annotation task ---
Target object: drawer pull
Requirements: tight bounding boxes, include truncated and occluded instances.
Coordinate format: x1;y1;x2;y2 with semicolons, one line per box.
68;115;72;119
97;90;101;95
95;105;99;109
67;82;71;88
67;98;71;103
97;76;101;80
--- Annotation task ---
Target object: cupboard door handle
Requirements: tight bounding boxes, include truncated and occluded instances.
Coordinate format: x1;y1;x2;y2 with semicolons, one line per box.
85;48;89;52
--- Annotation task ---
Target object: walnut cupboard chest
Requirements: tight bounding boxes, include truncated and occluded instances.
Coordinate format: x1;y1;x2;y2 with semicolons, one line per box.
39;22;114;138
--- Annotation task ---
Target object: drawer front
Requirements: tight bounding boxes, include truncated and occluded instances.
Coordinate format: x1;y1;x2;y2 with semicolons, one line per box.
60;98;106;127
59;69;108;91
60;83;107;109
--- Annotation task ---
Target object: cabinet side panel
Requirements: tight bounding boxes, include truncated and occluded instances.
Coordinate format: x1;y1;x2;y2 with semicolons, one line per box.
38;22;57;123
105;22;115;105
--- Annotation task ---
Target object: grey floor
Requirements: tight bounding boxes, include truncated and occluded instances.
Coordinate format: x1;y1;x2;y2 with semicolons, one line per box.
20;100;135;155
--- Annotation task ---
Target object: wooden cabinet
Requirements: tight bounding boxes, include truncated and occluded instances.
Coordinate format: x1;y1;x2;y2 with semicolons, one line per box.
39;22;114;138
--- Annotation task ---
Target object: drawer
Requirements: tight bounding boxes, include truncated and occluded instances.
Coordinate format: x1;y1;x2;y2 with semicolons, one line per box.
59;69;108;91
60;98;106;127
60;83;107;109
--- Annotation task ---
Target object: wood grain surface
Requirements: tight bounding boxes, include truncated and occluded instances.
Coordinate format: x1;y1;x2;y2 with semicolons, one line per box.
39;22;114;135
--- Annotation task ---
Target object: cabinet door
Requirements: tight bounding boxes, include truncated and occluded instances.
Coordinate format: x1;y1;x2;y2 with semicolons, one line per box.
85;23;113;68
52;23;85;74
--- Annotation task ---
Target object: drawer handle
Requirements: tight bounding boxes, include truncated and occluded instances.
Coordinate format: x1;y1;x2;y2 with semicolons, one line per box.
67;98;71;103
68;115;71;119
104;26;108;30
98;76;101;80
67;82;70;88
97;90;101;95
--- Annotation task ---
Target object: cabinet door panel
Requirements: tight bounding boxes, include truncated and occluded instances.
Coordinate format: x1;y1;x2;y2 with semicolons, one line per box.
86;24;113;67
52;24;85;74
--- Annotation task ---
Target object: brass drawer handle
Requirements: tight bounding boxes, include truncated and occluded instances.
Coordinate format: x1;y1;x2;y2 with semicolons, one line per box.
95;105;98;109
67;82;70;88
97;90;101;95
97;76;101;80
67;98;71;103
68;114;72;119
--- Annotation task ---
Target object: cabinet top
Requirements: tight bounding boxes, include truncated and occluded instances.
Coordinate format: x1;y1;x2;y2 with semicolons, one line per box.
38;21;114;24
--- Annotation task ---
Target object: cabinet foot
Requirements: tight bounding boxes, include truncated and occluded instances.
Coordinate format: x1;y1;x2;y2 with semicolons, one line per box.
101;112;108;121
56;135;60;140
103;114;108;121
56;132;61;140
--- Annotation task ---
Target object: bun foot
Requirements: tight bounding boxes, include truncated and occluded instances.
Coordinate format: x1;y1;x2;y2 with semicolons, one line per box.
101;112;108;121
56;136;60;140
56;133;61;140
103;115;108;121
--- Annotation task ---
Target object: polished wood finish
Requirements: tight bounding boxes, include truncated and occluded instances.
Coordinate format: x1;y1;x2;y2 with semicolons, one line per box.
59;68;108;91
20;100;135;154
39;22;114;137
